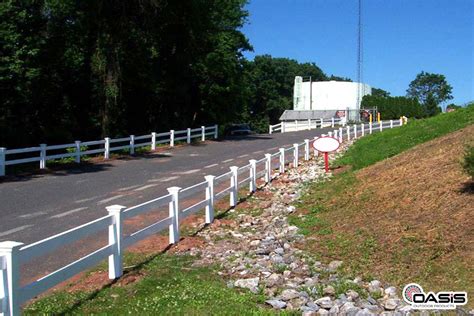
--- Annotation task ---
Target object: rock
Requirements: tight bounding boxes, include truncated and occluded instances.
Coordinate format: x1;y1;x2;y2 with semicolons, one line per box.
328;260;343;271
323;285;336;296
355;308;376;316
283;242;291;250
340;302;355;313
329;304;340;314
353;276;362;284
384;286;397;297
283;270;291;278
255;248;270;255
368;280;382;293
279;289;300;301
315;297;334;309
265;273;282;287
305;301;320;311
274;247;284;255
234;277;259;292
383;298;399;310
317;309;329;315
301;310;317;316
265;299;286;309
367;297;377;305
249;240;261;247
286;206;296;213
347;289;360;301
304;277;318;287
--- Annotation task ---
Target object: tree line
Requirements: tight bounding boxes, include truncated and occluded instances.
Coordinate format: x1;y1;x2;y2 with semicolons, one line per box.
0;0;346;148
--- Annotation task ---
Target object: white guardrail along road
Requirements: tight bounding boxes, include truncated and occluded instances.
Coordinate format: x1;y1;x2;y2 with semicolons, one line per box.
0;119;406;315
0;125;218;176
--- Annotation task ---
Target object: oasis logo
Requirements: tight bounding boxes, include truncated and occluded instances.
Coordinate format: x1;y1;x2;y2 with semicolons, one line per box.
403;283;468;310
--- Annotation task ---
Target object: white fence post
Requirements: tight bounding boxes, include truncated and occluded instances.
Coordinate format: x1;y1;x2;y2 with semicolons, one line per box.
201;126;205;141
106;205;126;279
295;120;298;131
328;132;333;138
170;130;175;147
293;143;299;168
282;122;286;133
399;118;403;126
0;241;24;316
151;132;157;150
307;119;311;130
334;130;338;139
346;126;351;141
249;159;257;192
75;141;81;163
369;122;373;134
390;120;393;128
320;118;323;128
313;136;319;157
229;166;239;207
214;124;218;139
0;147;6;176
279;148;285;173
130;135;135;155
331;117;335;127
39;144;46;169
361;123;365;137
269;125;272;134
353;125;357;138
265;153;272;183
186;128;191;144
204;175;215;224
380;121;383;132
167;186;181;244
339;128;343;143
304;139;310;161
104;138;110;159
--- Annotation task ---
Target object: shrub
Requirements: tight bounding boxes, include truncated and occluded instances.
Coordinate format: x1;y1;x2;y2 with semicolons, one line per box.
462;145;474;179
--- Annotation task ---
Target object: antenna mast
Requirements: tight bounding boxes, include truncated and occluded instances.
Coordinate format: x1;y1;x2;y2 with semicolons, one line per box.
356;0;363;108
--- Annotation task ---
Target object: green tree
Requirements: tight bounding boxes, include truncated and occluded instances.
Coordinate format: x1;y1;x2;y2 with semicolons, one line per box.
361;95;424;119
406;71;453;116
371;87;390;98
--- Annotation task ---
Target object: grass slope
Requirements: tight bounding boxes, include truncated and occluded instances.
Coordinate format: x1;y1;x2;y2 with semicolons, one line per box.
337;105;474;170
291;108;474;308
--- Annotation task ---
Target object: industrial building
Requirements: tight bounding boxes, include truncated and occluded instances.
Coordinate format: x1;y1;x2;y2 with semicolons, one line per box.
279;76;372;124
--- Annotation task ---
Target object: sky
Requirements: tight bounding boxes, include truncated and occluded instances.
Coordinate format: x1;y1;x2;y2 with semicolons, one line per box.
241;0;474;105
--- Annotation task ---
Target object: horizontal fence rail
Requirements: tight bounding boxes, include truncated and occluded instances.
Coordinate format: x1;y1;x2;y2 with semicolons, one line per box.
269;118;343;134
0;119;407;315
0;125;218;176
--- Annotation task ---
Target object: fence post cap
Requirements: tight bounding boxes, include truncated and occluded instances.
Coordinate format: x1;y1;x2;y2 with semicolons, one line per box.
230;166;239;172
293;143;299;146
304;139;309;142
0;241;24;252
40;143;47;147
0;147;6;151
249;159;257;163
167;186;181;194
204;175;215;181
75;140;81;144
152;132;156;135
201;126;205;128
279;147;285;152
265;153;272;158
105;137;110;140
106;205;126;214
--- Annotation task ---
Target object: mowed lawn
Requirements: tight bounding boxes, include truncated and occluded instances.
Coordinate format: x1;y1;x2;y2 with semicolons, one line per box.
290;106;474;308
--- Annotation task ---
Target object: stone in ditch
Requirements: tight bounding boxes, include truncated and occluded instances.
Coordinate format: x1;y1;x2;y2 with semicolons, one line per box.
317;309;329;315
347;289;360;301
249;240;261;247
265;273;282;287
315;297;334;309
383;298;399;310
279;289;300;301
265;299;286;309
305;301;320;311
234;277;259;291
384;286;397;297
355;308;375;316
329;304;340;314
301;310;317;316
274;247;284;255
328;260;343;271
323;285;336;296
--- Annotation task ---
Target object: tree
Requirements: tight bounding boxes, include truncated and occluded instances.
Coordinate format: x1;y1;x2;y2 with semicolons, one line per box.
361;95;424;119
371;87;390;98
406;71;453;116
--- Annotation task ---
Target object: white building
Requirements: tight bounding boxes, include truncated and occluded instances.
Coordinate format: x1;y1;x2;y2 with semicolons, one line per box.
280;77;372;124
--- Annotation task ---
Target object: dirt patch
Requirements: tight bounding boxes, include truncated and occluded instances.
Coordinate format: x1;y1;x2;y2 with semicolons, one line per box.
169;236;206;253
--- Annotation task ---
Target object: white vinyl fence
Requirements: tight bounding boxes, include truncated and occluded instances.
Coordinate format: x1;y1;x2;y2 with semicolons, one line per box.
269;118;343;134
0;119;406;315
0;125;218;176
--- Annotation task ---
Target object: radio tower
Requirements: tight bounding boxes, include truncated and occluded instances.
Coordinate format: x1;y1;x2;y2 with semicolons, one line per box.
356;0;363;108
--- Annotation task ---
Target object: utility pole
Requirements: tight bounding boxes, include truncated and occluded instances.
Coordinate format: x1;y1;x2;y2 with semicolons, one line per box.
356;0;363;111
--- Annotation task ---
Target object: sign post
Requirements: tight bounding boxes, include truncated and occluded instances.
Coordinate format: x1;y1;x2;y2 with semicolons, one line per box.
312;136;341;173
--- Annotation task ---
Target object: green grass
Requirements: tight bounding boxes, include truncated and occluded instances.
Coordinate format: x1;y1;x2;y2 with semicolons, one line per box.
25;255;286;315
336;105;474;170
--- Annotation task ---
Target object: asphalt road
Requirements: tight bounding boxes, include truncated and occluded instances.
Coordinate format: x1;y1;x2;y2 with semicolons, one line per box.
0;128;334;246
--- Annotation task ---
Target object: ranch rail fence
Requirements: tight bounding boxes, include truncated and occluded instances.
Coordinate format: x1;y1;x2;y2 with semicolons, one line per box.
0;125;218;177
0;119;406;315
269;118;344;134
